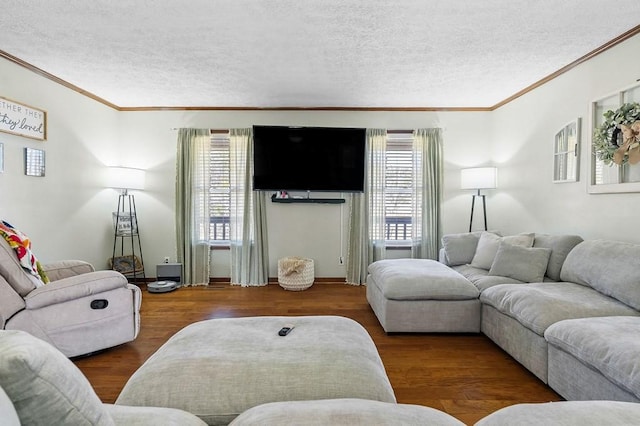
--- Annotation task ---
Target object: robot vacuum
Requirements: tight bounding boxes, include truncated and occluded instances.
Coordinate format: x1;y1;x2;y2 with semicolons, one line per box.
147;280;178;293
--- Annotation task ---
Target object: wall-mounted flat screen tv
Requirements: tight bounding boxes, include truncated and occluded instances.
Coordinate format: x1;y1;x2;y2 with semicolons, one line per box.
252;125;366;192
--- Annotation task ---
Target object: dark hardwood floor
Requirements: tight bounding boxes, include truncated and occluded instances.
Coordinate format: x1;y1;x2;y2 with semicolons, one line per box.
73;283;562;425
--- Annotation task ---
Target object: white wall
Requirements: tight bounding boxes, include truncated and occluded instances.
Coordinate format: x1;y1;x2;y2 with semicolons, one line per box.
0;58;120;268
2;33;639;279
117;110;491;277
489;34;640;243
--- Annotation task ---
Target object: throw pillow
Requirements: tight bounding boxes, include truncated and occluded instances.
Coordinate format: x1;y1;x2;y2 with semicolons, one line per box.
0;220;48;285
470;231;535;270
0;330;113;425
488;242;552;283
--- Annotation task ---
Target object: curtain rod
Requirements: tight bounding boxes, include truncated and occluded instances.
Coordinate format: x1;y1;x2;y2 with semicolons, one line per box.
170;128;441;133
170;128;414;132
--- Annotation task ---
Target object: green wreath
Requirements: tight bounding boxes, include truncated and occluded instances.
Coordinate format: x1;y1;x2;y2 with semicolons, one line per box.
593;102;640;165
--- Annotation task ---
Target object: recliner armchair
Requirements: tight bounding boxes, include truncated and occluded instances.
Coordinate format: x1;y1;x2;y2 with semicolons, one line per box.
0;237;141;357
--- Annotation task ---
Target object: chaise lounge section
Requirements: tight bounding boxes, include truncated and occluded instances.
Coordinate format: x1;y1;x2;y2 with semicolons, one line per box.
366;258;480;332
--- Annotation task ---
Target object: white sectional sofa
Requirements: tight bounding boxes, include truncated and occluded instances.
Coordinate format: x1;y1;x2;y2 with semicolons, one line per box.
367;230;640;402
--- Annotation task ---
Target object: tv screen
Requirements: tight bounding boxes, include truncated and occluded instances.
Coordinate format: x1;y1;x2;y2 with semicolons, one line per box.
252;125;366;192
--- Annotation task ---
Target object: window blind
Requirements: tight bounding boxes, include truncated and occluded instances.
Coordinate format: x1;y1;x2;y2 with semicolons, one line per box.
209;133;231;241
385;133;414;241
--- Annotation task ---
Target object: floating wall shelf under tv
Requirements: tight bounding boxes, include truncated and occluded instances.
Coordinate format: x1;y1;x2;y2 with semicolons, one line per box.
270;194;345;204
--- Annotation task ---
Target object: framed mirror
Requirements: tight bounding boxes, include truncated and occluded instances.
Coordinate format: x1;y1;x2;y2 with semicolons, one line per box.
553;118;580;183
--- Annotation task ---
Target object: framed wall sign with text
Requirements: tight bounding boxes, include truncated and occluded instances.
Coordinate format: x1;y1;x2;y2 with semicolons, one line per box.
0;97;47;141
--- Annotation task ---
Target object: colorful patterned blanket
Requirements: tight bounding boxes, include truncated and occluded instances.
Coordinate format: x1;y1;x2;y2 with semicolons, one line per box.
0;220;49;284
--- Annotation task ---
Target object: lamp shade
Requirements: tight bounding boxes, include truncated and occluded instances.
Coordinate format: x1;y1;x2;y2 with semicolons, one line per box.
460;167;497;190
107;166;145;190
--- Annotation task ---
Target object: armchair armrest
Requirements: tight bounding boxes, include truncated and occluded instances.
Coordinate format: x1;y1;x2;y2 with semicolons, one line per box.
24;270;129;310
42;260;95;281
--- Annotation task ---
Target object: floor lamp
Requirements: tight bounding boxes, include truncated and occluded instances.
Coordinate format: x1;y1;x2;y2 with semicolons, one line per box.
460;167;497;232
107;166;146;284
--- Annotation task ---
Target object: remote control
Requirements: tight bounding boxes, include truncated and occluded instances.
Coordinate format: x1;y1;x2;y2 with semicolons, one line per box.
278;325;294;336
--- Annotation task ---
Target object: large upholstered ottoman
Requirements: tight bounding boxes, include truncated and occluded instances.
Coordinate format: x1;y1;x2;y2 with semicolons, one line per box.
229;398;465;425
116;316;395;425
366;259;481;332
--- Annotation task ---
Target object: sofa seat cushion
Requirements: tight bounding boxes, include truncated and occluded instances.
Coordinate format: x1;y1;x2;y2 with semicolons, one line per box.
451;264;525;292
229;398;466;426
480;282;640;336
368;259;479;300
545;316;640;398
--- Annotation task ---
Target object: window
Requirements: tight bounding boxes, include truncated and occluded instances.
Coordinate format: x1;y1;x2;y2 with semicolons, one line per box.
590;83;640;193
205;130;418;245
208;132;231;243
553;119;580;183
385;132;415;243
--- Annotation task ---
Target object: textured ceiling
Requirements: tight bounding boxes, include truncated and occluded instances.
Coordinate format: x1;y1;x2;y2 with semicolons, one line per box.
1;1;639;109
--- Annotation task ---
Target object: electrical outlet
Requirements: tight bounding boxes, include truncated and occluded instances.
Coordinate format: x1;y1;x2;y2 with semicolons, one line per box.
163;256;170;264
338;256;344;265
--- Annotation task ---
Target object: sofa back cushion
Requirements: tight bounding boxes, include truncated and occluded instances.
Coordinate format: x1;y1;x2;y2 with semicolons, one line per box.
533;234;583;281
0;330;114;425
440;231;486;266
560;239;640;310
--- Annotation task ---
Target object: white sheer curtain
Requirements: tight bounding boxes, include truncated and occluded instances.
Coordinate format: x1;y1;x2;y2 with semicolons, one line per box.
411;128;443;259
229;128;269;286
346;129;387;285
175;128;211;286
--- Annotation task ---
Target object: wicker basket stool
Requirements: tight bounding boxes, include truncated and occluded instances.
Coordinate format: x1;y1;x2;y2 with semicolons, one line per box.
278;256;314;291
